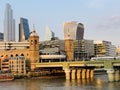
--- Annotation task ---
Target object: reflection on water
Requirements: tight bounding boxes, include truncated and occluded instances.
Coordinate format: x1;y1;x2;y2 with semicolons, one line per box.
0;75;120;90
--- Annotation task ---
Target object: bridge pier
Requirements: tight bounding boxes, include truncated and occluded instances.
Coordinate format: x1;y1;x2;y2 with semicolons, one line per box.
71;69;76;79
64;69;71;80
82;69;86;79
107;69;115;82
77;69;81;79
86;69;90;79
114;70;120;82
90;69;94;78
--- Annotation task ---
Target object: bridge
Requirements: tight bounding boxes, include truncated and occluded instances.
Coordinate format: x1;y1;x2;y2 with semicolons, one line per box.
32;60;120;82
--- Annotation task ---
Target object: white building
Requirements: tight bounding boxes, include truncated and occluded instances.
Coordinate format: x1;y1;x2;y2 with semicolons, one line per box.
45;26;55;41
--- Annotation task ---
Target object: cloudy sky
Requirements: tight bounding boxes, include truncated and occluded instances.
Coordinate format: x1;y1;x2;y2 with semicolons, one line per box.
0;0;120;46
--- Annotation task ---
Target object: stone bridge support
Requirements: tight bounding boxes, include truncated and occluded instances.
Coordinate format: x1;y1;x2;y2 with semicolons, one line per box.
64;68;94;80
90;69;94;78
86;69;90;79
64;69;71;80
114;70;120;82
77;69;81;79
107;69;115;82
71;69;76;79
81;69;86;79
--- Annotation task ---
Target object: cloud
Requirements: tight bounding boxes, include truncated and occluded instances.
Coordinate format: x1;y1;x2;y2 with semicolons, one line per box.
95;15;120;30
86;0;107;9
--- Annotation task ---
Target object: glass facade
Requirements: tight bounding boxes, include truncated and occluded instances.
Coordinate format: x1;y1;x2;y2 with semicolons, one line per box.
64;21;84;40
94;41;116;57
19;18;30;42
74;40;94;60
45;26;55;41
4;3;15;41
0;32;4;41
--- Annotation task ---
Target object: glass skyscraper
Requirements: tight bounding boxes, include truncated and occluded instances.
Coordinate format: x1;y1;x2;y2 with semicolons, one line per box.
45;26;55;41
19;18;30;42
64;21;84;40
4;3;15;41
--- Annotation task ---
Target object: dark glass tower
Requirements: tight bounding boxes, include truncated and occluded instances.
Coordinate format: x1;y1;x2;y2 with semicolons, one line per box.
19;18;30;42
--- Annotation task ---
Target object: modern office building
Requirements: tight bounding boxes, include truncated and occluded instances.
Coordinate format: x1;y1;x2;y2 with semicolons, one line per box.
45;26;55;41
40;39;64;52
40;39;66;62
19;18;30;42
94;40;116;57
116;46;120;56
4;3;15;41
64;21;84;40
0;32;4;41
74;40;94;60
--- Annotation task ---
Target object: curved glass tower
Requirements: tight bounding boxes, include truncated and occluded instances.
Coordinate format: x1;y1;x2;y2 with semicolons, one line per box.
19;18;30;42
64;21;84;40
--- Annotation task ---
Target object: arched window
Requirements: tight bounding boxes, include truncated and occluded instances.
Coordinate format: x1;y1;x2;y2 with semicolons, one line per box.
31;40;33;45
21;54;24;60
35;40;37;44
10;54;14;60
16;54;19;60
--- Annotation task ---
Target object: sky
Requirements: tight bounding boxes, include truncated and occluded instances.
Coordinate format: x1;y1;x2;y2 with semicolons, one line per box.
0;0;120;46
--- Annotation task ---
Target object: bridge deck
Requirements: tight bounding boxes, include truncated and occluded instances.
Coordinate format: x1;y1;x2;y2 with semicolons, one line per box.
33;60;120;69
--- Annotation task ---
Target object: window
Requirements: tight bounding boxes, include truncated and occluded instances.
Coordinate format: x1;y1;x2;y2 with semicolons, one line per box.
35;40;37;44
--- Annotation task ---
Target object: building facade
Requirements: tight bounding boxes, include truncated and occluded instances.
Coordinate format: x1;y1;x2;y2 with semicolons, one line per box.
64;21;84;40
94;41;116;57
0;30;39;75
0;32;4;41
116;47;120;56
19;18;30;42
74;40;94;60
4;3;15;41
45;26;55;41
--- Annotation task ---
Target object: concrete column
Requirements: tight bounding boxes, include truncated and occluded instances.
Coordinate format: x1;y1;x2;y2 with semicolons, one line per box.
71;69;76;79
64;69;71;80
77;69;81;79
90;69;94;78
107;69;115;82
86;69;90;79
82;69;86;79
114;70;120;82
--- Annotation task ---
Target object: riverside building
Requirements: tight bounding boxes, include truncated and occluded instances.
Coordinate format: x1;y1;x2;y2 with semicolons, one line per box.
0;30;39;75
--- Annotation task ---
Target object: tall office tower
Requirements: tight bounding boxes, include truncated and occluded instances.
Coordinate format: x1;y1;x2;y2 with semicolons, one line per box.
45;26;55;41
4;3;15;41
64;21;84;40
19;18;30;42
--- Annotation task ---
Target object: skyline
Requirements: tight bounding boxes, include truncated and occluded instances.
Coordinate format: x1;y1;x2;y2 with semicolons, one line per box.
0;0;120;45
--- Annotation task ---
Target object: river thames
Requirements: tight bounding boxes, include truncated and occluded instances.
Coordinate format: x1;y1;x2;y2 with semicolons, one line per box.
0;74;120;90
